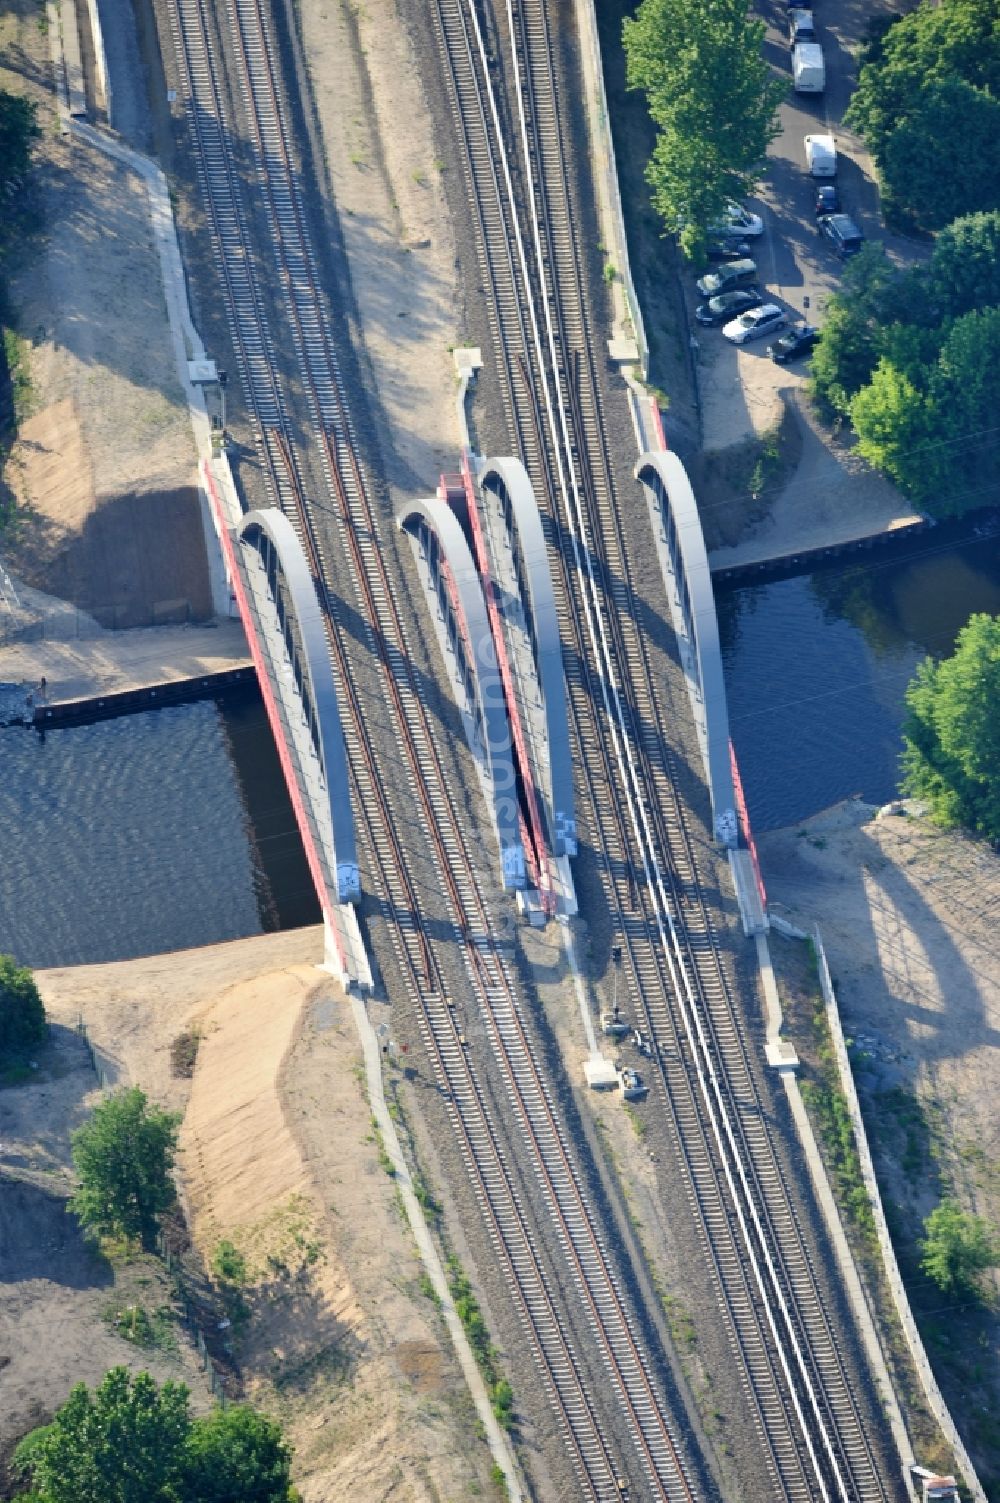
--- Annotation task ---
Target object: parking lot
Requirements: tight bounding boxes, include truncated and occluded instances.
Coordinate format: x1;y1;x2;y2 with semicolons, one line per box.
693;0;920;457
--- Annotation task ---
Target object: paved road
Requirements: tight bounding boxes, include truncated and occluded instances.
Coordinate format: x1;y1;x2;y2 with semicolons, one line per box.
695;0;926;452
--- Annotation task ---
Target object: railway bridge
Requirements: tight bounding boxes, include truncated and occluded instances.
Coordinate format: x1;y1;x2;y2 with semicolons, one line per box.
401;453;577;916
202;458;371;990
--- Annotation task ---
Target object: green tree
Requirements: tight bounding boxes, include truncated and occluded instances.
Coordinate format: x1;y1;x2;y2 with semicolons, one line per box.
13;1370;296;1503
846;0;1000;229
0;955;46;1061
623;0;784;257
920;1199;1000;1295
13;1368;190;1503
880;77;1000;228
927;306;1000;512
808;245;905;415
0;90;40;197
850;359;941;502
901;613;1000;838
927;209;1000;316
182;1406;294;1503
70;1087;180;1249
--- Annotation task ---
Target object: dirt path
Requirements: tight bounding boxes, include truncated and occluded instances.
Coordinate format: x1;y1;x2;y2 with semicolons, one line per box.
294;0;462;498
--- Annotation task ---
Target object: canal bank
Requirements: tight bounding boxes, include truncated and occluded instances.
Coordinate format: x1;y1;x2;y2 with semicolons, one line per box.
719;522;1000;833
0;683;319;969
0;608;250;711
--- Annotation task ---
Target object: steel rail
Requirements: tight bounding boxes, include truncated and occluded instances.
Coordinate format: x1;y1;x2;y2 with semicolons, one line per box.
505;5;888;1497
435;5;830;1489
168;2;621;1492
220;3;702;1485
431;0;895;1497
168;0;705;1493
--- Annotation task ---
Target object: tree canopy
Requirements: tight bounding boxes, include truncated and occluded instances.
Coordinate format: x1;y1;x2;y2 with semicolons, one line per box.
900;613;1000;839
809;216;1000;514
13;1369;295;1503
846;0;1000;229
70;1087;180;1250
623;0;784;257
0;955;46;1061
0;90;39;198
927;209;1000;316
920;1199;1000;1295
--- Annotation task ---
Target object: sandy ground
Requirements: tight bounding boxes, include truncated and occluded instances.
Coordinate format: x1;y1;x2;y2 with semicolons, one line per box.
297;0;462;497
759;800;1000;1481
6;930;498;1499
0;615;249;705
760;800;1000;1175
705;390;923;569
0;10;212;626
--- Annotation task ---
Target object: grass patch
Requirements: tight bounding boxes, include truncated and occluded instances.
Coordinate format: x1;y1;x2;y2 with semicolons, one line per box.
369;1115;395;1177
212;1238;247;1285
446;1255;516;1431
772;934;969;1478
104;1301;176;1351
2;327;33;427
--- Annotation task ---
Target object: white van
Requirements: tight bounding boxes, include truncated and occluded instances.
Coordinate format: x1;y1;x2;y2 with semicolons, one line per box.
805;134;837;177
793;42;826;93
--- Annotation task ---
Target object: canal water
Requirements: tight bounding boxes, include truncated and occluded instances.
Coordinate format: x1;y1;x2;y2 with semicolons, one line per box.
719;528;1000;833
0;688;319;969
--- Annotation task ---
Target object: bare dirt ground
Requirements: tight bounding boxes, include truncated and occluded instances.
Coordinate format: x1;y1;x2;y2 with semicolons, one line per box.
0;615;249;704
7;930;499;1500
760;800;1000;1488
699;389;923;566
295;0;463;499
0;1;212;626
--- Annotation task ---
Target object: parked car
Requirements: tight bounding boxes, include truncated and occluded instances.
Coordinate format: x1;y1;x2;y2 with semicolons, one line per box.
723;303;786;344
792;41;825;92
814;183;840;217
704;233;753;261
788;7;816;44
695;257;757;298
695;288;763;326
708;200;764;238
805;132;837;177
818;212;865;258
768;324;818;363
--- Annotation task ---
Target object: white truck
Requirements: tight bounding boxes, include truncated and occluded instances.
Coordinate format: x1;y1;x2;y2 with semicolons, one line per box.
805;133;837;177
793;42;826;93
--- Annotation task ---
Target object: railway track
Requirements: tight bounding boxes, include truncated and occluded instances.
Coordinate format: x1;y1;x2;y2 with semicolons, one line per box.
430;0;899;1499
165;0;710;1494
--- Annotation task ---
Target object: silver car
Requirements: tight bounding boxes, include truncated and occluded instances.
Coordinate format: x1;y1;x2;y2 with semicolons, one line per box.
722;303;786;344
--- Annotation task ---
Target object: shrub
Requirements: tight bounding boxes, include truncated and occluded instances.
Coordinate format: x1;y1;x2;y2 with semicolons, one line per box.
69;1087;180;1250
0;955;46;1063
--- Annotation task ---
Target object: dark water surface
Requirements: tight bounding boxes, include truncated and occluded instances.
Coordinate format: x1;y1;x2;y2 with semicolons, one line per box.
719;530;1000;833
0;689;318;969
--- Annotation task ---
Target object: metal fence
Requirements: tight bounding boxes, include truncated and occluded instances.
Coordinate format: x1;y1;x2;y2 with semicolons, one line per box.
157;1229;233;1406
75;1016;116;1089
